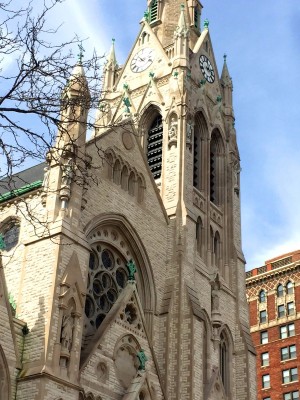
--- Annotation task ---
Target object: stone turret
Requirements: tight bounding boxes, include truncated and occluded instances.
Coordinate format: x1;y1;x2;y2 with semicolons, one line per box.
42;58;90;219
173;4;189;67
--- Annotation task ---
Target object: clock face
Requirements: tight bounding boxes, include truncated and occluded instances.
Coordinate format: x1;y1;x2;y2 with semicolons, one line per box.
199;55;215;83
130;48;155;73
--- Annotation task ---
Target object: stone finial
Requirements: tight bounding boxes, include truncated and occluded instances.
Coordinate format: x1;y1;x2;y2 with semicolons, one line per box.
175;3;188;36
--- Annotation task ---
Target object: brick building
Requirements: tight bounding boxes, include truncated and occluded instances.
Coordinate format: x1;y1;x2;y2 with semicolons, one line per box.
246;250;300;400
0;1;256;399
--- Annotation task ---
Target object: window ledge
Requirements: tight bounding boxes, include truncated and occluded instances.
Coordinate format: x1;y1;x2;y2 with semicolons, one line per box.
282;381;299;386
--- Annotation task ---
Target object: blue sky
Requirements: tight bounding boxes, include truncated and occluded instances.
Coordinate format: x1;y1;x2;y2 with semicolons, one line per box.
26;1;300;269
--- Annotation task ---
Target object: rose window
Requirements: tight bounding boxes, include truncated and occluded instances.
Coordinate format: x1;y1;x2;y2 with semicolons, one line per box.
84;244;128;332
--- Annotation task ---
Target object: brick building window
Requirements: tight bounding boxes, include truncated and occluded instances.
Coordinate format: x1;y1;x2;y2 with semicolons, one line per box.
262;374;270;388
280;323;295;339
281;345;296;361
284;391;299;400
261;352;269;366
260;310;267;323
278;304;286;318
277;284;284;297
259;289;266;303
261;331;268;344
287;302;295;316
286;281;294;295
282;367;298;384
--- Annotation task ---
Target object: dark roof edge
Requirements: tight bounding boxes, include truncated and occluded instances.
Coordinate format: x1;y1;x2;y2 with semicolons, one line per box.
0;180;42;203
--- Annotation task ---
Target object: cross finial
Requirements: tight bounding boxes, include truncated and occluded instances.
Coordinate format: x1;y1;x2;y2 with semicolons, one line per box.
77;42;85;64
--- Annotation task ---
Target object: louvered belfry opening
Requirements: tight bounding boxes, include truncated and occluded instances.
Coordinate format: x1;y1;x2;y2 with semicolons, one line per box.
193;132;199;187
193;113;208;191
194;7;199;29
210;129;224;205
210;149;216;203
147;115;163;179
150;0;158;23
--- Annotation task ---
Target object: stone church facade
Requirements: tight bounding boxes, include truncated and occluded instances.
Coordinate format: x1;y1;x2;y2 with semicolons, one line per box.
0;1;256;399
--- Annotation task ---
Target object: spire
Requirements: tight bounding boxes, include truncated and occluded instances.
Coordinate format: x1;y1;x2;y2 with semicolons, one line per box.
64;43;89;96
106;38;118;70
103;39;118;92
176;4;188;35
220;54;234;119
173;4;189;66
221;54;232;88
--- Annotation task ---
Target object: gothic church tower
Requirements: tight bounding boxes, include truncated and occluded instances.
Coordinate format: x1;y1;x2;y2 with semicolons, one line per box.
0;1;256;399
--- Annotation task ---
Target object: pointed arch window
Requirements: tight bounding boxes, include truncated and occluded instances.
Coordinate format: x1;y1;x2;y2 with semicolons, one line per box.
121;166;129;190
210;130;224;205
259;289;266;303
83;244;129;352
149;0;158;23
193;113;208;191
113;159;121;185
196;217;204;257
214;231;221;269
128;172;135;196
219;332;229;394
147;115;163;179
0;218;20;252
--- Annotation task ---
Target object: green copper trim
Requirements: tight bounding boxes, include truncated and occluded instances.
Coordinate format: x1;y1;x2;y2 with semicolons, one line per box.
126;259;136;281
204;19;209;29
0;180;43;203
216;95;222;103
0;234;5;250
137;349;148;370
